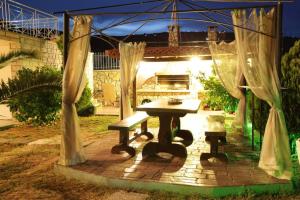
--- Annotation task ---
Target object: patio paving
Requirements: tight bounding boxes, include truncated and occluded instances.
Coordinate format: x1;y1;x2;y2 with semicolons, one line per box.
56;111;292;198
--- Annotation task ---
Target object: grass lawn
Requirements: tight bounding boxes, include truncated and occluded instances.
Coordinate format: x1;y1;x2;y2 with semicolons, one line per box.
0;115;299;200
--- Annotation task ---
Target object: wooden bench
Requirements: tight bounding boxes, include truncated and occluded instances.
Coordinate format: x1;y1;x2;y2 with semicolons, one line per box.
108;111;154;157
200;118;228;162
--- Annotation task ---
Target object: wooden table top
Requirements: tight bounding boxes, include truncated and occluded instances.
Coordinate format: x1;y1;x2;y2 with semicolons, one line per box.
136;99;201;114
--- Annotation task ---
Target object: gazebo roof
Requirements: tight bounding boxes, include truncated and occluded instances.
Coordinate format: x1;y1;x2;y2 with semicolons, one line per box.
105;45;211;60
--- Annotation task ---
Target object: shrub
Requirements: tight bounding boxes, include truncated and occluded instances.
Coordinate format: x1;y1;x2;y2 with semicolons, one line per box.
76;86;94;116
2;65;95;124
7;67;62;125
197;73;238;113
281;40;300;133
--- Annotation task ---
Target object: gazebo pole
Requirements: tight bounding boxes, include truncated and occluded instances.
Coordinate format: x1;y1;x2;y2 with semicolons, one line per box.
276;1;283;80
133;78;137;110
120;95;123;120
63;11;70;67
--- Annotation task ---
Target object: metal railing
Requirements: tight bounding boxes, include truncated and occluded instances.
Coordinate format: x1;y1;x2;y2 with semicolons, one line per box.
93;52;119;70
0;0;58;39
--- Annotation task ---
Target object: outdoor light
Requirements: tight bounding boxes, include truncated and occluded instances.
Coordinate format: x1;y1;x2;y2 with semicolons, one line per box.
189;56;213;79
190;56;202;63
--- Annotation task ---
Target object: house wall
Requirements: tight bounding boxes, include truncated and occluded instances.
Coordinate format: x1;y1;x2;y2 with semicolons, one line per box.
85;52;94;92
0;30;63;81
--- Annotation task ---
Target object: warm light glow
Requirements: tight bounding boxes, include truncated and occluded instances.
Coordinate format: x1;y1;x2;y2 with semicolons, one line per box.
190;56;202;63
137;59;214;93
189;56;212;79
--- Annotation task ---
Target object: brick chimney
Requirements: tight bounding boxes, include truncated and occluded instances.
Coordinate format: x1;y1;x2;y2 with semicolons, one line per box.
207;26;218;41
168;25;180;47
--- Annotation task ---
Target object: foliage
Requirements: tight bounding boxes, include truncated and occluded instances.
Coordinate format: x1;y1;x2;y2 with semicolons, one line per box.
289;133;300;155
0;67;62;103
281;40;300;132
6;67;62;125
55;35;63;55
197;73;238;113
76;86;94;116
0;50;37;69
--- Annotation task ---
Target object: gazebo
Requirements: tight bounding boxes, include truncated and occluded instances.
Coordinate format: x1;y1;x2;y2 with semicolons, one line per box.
56;0;293;197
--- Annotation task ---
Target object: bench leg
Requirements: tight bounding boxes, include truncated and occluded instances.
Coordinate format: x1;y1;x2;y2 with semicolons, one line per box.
140;121;154;140
209;137;219;155
201;136;228;162
220;136;227;144
111;130;136;157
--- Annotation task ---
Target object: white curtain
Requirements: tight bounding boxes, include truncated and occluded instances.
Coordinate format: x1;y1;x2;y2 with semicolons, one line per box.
119;42;146;118
59;16;92;166
233;9;292;179
209;41;245;128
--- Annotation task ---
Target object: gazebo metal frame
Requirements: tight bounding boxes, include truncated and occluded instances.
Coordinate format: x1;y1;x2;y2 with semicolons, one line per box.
59;0;290;150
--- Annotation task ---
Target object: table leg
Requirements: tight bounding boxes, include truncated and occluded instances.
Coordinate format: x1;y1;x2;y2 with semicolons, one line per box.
142;114;187;158
175;130;193;147
172;116;193;147
158;114;173;145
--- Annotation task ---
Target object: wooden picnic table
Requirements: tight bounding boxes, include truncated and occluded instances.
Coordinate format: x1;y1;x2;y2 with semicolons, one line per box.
136;99;201;158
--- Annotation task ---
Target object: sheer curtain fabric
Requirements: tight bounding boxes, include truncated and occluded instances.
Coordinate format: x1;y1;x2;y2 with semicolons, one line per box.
232;8;292;179
59;16;92;166
119;42;146;118
209;41;245;128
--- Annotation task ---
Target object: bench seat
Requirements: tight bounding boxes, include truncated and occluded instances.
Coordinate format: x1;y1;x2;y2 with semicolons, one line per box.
108;111;153;157
201;119;228;162
108;111;149;131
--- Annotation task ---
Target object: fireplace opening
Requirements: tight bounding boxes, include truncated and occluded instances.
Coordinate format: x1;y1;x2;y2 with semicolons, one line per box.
156;73;189;90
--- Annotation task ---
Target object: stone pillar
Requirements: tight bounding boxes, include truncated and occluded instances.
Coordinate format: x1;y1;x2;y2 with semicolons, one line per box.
168;25;180;47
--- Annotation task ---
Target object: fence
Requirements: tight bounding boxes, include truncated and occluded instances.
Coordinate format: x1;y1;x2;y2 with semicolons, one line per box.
93;52;119;70
0;0;58;39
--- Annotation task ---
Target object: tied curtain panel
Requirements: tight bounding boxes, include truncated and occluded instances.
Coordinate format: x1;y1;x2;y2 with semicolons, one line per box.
209;41;245;128
59;16;93;166
233;9;292;179
119;42;146;118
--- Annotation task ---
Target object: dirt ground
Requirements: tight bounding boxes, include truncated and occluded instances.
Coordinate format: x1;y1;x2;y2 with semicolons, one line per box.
0;116;299;200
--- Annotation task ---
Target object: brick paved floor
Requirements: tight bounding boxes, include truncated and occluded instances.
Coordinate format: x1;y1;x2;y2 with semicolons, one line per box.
72;111;288;187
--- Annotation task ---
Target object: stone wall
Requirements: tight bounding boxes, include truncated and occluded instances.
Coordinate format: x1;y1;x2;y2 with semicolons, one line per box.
93;70;202;106
137;90;193;105
93;70;120;100
0;30;62;80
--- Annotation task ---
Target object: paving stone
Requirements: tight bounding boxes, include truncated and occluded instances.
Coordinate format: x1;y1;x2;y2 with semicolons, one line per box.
185;172;207;179
64;111;290;189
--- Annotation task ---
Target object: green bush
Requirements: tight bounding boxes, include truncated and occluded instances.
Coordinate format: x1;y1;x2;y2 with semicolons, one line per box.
4;67;94;125
76;86;94;116
281;40;300;133
7;67;62;125
289;133;300;155
197;73;238;113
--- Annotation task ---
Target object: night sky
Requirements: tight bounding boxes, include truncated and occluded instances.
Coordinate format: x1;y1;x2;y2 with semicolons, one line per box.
15;0;300;37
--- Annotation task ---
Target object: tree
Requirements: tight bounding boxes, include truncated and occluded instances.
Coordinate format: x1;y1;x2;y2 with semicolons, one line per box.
281;40;300;132
0;50;37;70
